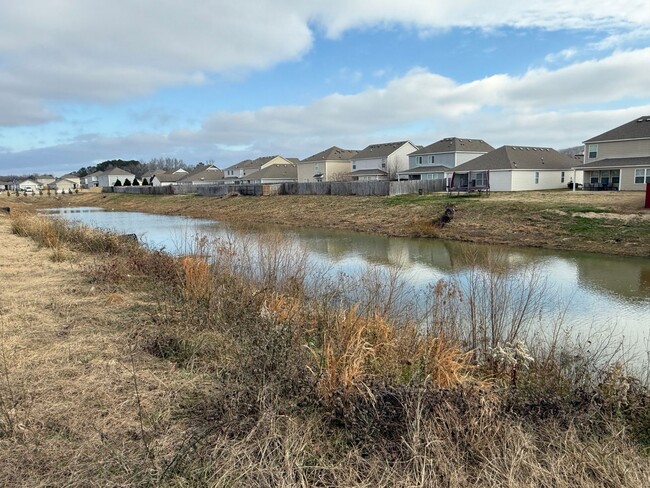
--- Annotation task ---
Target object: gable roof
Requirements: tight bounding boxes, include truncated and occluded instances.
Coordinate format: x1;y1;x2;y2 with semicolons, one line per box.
101;167;135;176
301;146;359;162
410;137;494;156
584;116;650;143
246;163;297;181
179;166;224;182
453;146;576;172
353;141;413;160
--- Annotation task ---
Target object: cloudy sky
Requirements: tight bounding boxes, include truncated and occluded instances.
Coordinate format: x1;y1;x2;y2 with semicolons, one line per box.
1;1;650;175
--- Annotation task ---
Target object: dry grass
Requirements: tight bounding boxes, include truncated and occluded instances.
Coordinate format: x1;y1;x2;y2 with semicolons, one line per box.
2;212;649;486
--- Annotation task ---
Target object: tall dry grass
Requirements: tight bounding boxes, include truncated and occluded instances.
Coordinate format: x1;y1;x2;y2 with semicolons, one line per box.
8;211;649;486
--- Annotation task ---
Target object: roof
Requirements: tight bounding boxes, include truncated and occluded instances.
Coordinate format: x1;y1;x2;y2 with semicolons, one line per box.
155;173;186;183
246;164;297;181
101;167;135;176
397;165;451;175
584;116;650;143
88;170;104;177
301;146;359;162
348;169;388;177
410;137;494;156
353;141;413;160
180;167;224;182
575;157;650;169
452;146;577;172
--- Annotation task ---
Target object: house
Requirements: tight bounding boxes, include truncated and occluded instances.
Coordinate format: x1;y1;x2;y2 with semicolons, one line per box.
35;175;56;188
49;178;78;192
398;137;494;181
60;173;81;188
82;170;104;188
151;168;190;186
297;146;358;182
349;141;418;181
18;178;40;193
244;163;297;184
223;156;294;183
448;146;577;192
97;167;136;187
576;116;650;191
177;165;225;185
0;180;11;191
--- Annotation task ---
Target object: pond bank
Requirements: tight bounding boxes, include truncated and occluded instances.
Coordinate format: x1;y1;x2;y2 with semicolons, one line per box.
2;189;649;257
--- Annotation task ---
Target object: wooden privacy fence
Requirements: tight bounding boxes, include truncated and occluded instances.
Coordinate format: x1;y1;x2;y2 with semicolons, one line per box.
108;179;446;197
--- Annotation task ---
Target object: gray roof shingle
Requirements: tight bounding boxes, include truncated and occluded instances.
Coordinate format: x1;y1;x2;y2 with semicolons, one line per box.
584;116;650;143
353;141;412;160
301;146;359;162
410;138;494;156
575;157;650;169
453;146;576;172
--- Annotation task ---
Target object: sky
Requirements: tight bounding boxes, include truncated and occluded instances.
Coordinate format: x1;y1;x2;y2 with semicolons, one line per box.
1;1;650;176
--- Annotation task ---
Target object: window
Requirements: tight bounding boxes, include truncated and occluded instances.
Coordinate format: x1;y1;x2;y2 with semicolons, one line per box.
588;144;598;159
635;168;650;184
611;170;620;184
352;164;356;170
535;172;539;184
561;171;565;183
381;163;386;168
474;172;486;187
416;156;423;165
429;155;435;164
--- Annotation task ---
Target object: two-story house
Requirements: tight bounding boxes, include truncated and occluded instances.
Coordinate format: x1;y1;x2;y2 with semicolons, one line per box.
397;137;494;181
297;146;358;182
223;156;295;183
349;141;418;181
577;116;650;191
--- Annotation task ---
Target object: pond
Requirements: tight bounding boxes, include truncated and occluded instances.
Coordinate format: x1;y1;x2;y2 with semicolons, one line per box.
41;206;650;365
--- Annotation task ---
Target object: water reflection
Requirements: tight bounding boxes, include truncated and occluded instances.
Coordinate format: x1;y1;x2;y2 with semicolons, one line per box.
40;207;650;349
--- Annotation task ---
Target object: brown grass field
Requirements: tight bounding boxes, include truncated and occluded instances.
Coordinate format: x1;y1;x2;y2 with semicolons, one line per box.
2;188;648;256
1;211;649;486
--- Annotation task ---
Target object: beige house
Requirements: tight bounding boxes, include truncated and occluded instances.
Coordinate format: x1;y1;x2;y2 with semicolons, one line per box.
297;146;358;182
49;178;78;192
223;156;294;183
576;116;650;191
244;163;297;184
447;146;577;192
349;141;418;181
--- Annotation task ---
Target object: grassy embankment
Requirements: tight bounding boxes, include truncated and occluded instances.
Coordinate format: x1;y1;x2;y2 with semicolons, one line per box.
2;188;649;256
1;210;648;486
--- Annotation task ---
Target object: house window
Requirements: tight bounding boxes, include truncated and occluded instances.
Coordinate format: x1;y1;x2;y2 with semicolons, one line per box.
611;170;620;184
352;164;356;170
534;172;539;184
474;172;486;187
560;171;565;183
430;155;435;164
416;156;423;165
588;144;598;159
382;163;386;168
634;168;650;184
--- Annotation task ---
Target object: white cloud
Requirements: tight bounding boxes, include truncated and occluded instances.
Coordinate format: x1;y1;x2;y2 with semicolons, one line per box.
0;1;648;128
189;48;650;145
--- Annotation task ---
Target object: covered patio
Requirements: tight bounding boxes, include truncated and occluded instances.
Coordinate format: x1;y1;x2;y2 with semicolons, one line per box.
582;169;620;191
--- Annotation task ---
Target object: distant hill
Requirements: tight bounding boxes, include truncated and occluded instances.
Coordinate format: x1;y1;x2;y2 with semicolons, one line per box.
558;146;583;158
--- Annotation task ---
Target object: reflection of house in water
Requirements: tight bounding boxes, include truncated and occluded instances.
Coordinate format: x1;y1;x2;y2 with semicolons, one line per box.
575;254;650;300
